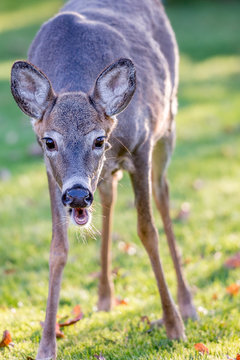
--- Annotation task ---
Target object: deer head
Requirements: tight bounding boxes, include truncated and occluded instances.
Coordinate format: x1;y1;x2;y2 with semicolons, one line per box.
11;58;136;226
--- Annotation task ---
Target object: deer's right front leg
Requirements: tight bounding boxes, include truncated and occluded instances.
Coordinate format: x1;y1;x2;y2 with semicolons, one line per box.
36;173;68;360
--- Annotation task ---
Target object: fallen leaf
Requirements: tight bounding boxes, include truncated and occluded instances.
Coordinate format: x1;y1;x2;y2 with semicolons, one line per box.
118;241;136;255
212;293;218;301
140;315;151;325
0;330;14;348
3;269;16;275
55;323;65;338
40;321;65;338
41;306;84;336
59;306;83;327
225;253;240;269
72;304;82;317
94;353;106;360
115;297;128;306
194;343;209;354
226;283;240;296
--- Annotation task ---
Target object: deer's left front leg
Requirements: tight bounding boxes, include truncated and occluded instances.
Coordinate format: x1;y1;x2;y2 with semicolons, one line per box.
36;173;68;360
97;173;118;311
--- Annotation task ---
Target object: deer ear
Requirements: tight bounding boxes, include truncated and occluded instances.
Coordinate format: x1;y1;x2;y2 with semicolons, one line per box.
11;61;55;120
91;58;136;117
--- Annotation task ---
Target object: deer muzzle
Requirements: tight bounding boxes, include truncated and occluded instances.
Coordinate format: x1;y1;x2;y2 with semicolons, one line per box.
62;186;93;226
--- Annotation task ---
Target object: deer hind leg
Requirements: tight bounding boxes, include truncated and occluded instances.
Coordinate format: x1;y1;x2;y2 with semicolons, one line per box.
130;148;185;340
152;129;198;321
97;173;119;311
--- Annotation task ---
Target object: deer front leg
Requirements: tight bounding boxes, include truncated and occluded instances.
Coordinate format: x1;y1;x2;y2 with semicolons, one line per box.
130;152;185;340
97;173;118;311
36;172;68;360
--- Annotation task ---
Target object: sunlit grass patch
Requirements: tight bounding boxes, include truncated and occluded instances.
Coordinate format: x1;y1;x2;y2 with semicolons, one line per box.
0;1;61;33
0;60;12;80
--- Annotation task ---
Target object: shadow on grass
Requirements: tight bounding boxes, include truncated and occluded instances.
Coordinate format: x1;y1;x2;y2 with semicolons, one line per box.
197;265;231;288
167;1;240;62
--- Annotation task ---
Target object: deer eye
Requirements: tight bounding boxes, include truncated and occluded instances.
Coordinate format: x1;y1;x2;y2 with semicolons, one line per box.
42;137;57;151
93;136;106;149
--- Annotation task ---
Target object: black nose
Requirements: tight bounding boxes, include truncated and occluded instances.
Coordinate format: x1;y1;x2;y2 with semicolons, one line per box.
62;186;93;208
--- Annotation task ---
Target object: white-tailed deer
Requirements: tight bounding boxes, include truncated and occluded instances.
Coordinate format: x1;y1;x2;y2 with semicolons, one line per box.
11;0;197;358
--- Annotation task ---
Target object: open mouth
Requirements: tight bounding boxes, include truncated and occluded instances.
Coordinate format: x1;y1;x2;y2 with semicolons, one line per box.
71;208;89;226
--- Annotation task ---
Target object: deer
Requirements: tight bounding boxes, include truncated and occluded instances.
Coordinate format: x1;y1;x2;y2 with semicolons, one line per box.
10;0;198;358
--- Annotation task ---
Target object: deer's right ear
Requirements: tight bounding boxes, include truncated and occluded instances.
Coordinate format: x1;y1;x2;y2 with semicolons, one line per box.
11;61;55;120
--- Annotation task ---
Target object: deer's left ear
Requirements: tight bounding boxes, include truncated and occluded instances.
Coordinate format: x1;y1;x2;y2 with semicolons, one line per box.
11;61;55;120
90;58;136;117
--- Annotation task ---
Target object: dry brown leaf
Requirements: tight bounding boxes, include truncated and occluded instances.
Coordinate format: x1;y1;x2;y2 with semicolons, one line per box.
55;323;65;338
225;253;240;269
194;343;209;354
72;304;82;317
140;315;151;325
40;321;65;338
118;241;136;255
59;306;83;327
3;269;16;275
115;297;128;306
226;355;240;360
0;330;14;348
212;293;218;300
226;283;240;296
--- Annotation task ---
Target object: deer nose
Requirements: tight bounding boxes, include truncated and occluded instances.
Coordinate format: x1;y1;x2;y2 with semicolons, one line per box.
62;187;93;208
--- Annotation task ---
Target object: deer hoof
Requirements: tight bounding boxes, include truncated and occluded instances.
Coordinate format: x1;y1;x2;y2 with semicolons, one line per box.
97;296;114;311
179;302;198;322
178;288;198;321
164;315;186;341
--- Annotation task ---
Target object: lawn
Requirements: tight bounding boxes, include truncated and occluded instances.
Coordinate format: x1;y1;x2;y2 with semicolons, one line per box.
0;1;240;359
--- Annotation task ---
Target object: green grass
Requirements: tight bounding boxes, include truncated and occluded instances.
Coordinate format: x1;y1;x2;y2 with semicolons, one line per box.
0;1;240;359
